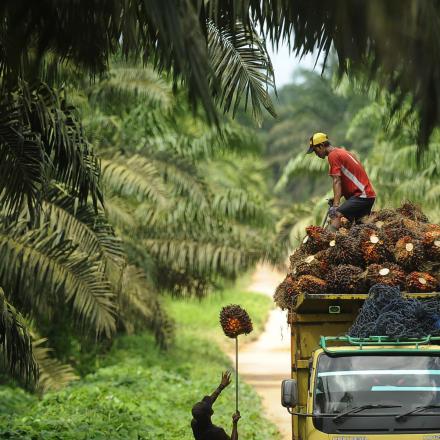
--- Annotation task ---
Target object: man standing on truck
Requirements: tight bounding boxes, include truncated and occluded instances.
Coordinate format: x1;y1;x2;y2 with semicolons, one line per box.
191;371;241;440
307;132;376;230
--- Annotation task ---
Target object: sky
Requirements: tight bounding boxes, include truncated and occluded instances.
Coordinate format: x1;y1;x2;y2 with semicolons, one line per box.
267;45;322;88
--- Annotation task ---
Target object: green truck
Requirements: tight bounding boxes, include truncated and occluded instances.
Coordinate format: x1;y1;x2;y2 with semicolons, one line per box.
281;291;440;440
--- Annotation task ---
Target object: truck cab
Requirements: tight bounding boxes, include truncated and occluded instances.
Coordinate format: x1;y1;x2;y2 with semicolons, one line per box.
281;292;440;439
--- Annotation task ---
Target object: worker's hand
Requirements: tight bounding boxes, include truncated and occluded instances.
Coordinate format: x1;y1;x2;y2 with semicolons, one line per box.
220;370;232;389
232;411;241;424
328;206;339;219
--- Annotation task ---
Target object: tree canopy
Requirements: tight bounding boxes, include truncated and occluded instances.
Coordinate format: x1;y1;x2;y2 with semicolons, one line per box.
3;1;440;148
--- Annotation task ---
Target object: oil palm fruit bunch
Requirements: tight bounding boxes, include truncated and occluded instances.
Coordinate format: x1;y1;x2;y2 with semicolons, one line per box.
274;275;298;309
349;223;380;239
406;272;439;292
352;225;389;264
366;263;406;288
289;248;307;273
326;265;365;294
426;224;440;233
315;249;330;271
362;239;389;264
302;226;334;254
278;203;440;306
219;305;253;338
295;254;328;278
423;229;440;261
296;275;327;295
402;217;427;235
328;233;363;266
397;201;429;223
370;208;397;224
338;227;350;236
382;217;419;247
394;236;424;270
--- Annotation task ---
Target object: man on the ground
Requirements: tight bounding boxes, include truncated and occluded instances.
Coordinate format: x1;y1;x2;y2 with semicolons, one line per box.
191;371;240;440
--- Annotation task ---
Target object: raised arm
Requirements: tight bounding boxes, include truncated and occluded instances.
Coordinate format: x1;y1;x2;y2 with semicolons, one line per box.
209;371;232;404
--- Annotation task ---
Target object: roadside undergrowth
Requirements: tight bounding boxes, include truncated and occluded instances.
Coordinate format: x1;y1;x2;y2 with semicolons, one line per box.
0;288;280;440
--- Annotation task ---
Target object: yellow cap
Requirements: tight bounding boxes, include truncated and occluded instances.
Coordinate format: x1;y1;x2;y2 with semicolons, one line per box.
307;132;329;154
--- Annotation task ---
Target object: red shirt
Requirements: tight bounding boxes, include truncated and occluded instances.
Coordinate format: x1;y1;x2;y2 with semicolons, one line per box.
327;148;375;199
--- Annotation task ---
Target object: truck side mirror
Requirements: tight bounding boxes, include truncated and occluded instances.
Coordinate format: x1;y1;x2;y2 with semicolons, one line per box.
281;379;298;408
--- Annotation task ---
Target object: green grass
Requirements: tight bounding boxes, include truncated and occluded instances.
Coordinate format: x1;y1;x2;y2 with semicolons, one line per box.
166;286;272;344
0;287;280;440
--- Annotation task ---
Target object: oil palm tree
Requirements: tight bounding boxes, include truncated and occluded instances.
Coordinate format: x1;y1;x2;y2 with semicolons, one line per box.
3;1;440;148
81;63;280;296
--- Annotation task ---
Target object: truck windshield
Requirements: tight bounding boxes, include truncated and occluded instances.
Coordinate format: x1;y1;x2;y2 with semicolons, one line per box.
314;354;440;415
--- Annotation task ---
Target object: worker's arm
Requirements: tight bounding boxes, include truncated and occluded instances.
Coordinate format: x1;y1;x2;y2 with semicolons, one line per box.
209;371;231;404
331;175;342;207
230;412;240;440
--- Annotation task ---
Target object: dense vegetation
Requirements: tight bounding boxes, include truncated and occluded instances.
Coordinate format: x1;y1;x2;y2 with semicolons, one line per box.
0;64;282;391
0;289;280;440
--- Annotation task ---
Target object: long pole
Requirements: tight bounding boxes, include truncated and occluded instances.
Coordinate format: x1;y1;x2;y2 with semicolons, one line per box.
235;336;238;412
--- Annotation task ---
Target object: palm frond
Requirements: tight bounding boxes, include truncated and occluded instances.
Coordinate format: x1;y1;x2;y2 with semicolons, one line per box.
42;188;125;265
207;1;440;148
275;154;327;192
0;223;116;337
208;20;276;125
103;196;138;232
151;122;261;160
94;65;173;110
212;188;269;225
0;287;38;386
144;237;260;280
32;338;78;394
1;0;218;121
6;2;440;144
101;155;168;206
119;266;174;349
28;83;102;207
147;153;208;206
0;82;102;220
0;89;45;220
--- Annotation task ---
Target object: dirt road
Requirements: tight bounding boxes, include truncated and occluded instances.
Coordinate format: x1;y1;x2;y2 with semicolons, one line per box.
230;264;291;439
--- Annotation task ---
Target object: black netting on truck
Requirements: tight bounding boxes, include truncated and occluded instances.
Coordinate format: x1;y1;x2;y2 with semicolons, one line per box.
349;284;440;338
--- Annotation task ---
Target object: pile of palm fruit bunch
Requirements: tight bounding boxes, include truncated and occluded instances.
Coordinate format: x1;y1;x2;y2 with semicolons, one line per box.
274;202;440;310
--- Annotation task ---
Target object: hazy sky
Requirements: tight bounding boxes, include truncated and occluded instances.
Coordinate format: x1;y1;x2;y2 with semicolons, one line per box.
267;45;321;88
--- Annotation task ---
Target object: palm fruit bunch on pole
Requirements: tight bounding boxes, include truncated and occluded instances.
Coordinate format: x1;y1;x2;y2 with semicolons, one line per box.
219;304;253;338
219;305;253;414
273;201;440;311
